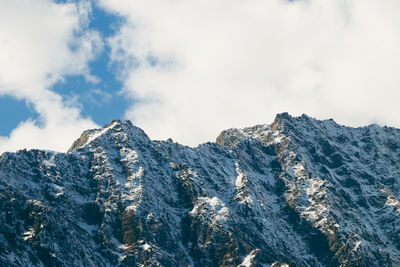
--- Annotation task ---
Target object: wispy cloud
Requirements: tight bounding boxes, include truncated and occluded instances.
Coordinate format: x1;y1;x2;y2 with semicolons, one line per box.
99;0;400;145
0;0;101;152
2;0;400;151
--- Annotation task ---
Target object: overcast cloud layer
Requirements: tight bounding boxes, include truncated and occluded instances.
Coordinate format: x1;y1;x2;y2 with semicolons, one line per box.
100;0;400;145
1;0;400;152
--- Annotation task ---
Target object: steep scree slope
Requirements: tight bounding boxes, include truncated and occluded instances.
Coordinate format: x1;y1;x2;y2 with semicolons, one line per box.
0;114;399;266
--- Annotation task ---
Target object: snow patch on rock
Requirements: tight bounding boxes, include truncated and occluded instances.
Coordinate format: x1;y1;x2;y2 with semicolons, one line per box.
190;197;230;223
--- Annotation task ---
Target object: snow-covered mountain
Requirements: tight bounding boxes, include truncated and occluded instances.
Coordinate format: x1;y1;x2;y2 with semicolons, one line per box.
1;113;400;266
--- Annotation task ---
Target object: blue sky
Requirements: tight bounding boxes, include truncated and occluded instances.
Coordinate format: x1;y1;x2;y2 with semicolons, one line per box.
1;0;400;153
52;2;129;124
0;97;36;136
1;1;127;136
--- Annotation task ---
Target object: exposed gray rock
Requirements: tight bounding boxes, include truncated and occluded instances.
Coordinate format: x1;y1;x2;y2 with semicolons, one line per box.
1;113;399;266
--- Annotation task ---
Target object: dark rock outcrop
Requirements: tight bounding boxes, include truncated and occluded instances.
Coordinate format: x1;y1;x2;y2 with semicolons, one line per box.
1;114;400;266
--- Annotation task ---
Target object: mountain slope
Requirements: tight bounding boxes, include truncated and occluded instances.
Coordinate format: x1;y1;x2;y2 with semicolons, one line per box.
0;114;399;266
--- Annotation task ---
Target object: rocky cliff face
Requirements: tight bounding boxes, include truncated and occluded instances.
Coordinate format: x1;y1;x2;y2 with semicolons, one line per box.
1;113;400;266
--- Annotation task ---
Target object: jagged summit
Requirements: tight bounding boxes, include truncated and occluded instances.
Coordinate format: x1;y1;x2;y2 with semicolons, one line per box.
67;113;309;152
1;113;400;266
68;113;387;153
68;119;149;152
216;113;336;148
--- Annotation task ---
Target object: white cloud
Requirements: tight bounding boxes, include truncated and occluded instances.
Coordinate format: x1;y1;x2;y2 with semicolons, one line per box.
0;0;101;152
99;0;400;146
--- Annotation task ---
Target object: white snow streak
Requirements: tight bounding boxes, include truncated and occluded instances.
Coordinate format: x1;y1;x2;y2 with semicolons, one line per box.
238;250;257;267
22;228;34;241
190;197;230;222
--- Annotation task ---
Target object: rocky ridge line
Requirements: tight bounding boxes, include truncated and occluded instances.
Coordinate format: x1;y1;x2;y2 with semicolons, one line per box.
0;113;399;266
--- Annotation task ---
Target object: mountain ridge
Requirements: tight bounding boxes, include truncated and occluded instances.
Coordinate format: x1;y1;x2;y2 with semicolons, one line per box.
1;113;399;266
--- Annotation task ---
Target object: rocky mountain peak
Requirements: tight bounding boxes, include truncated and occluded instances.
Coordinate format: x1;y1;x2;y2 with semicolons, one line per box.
68;119;150;153
1;113;400;266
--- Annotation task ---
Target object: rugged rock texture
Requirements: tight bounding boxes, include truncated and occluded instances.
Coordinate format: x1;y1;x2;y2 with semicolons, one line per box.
1;113;400;266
